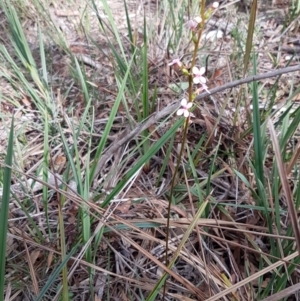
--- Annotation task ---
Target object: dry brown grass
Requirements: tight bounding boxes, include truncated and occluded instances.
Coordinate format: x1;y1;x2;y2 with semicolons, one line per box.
1;0;300;300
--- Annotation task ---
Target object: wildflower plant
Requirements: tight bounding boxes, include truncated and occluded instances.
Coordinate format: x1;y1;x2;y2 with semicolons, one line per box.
151;2;220;300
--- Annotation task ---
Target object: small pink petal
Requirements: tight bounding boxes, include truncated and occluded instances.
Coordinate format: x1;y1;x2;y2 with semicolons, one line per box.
177;109;184;116
187;19;198;30
168;58;182;67
192;66;199;75
203;85;211;94
194;16;202;23
193;77;200;84
199;67;206;75
186;102;193;109
181;98;188;106
200;76;207;84
193;73;207;84
212;2;219;8
184;110;190;118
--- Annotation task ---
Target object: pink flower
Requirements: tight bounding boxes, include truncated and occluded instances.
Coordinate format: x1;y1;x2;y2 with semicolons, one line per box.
192;66;210;93
192;66;206;84
195;85;210;94
187;17;202;31
168;58;182;68
177;98;193;117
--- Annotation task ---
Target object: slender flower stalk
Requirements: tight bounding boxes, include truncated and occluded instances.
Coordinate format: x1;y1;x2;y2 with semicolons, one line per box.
163;6;218;298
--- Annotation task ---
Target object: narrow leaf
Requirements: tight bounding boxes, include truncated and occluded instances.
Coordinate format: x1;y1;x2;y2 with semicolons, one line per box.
0;117;14;299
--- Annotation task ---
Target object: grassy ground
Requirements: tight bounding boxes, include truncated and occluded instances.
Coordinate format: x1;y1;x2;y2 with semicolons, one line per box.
1;0;300;300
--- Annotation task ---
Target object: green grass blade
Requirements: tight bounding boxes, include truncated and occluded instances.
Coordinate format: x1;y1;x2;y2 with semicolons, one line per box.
35;243;79;301
38;22;49;91
142;15;150;170
280;106;300;150
142;15;149;120
123;0;136;60
58;200;69;301
234;168;258;198
82;126;93;264
243;0;257;75
42;112;51;238
206;136;221;196
251;54;264;190
187;148;204;204
0;116;14;300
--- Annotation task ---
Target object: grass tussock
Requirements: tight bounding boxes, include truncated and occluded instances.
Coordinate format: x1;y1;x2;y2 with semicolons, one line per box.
1;0;300;300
